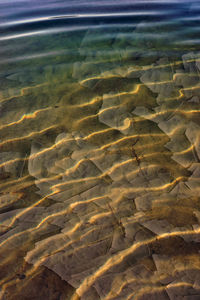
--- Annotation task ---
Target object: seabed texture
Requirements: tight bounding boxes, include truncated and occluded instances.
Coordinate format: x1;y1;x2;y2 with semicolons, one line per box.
0;1;200;299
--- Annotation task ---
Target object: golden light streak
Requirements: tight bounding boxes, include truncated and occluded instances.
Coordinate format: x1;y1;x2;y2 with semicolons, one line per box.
72;227;200;299
0;175;31;191
0;107;51;130
80;60;200;85
129;281;198;300
0;82;48;104
0;125;57;147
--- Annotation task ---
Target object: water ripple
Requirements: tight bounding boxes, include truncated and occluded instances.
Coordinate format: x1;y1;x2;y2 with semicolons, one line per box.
0;1;200;299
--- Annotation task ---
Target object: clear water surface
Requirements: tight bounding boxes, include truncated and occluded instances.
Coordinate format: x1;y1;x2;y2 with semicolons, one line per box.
0;1;200;299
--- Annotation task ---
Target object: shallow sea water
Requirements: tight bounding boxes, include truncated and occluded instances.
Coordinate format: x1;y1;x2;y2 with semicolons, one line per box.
0;1;200;299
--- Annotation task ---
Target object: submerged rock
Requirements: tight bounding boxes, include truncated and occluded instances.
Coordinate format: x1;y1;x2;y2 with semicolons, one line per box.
98;94;132;134
1;262;77;300
1;46;200;300
185;122;200;160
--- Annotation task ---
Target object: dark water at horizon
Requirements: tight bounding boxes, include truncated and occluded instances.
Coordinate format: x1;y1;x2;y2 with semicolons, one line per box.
0;1;200;299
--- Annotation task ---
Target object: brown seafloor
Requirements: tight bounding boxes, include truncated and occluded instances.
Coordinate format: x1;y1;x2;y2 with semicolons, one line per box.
0;48;200;299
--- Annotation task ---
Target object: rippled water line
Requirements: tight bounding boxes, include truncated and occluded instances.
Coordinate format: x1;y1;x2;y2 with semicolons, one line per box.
0;27;90;41
0;18;186;32
0;154;170;197
0;10;166;27
128;282;197;300
0;135;169;176
0;82;48;103
70;224;200;298
0;141;177;197
25;151;181;195
0;107;51;130
177;39;200;45
0;176;35;194
0;125;58;147
0;50;70;64
178;15;200;21
0;48;183;67
0;176;192;262
80;61;199;82
18;131;177;164
0;30;179;42
0;21;145;41
0;0;188;17
0;186;191;270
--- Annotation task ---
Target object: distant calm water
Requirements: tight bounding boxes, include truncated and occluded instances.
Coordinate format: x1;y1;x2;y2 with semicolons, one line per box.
0;1;200;300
